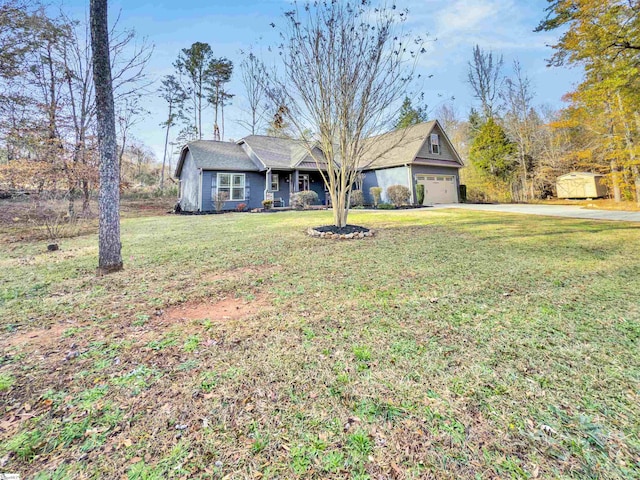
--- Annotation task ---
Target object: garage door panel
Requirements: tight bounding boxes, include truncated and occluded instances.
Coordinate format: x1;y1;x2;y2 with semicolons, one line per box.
419;175;457;204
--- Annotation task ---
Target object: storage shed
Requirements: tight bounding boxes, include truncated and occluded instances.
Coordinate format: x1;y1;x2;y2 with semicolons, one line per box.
556;172;608;199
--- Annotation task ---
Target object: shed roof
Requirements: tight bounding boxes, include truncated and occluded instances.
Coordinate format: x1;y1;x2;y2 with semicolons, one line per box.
557;172;604;179
175;140;259;176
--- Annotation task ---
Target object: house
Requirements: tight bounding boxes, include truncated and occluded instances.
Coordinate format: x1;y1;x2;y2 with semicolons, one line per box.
174;120;463;212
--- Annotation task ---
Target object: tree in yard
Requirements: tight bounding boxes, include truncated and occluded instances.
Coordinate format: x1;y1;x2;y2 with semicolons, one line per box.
239;51;267;135
174;42;214;140
158;74;187;189
205;57;233;141
501;61;540;201
395;96;428;129
469;117;516;181
90;0;122;273
265;0;423;227
467;45;504;119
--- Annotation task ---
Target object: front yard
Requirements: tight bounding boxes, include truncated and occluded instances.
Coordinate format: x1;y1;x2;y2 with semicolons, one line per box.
0;209;638;479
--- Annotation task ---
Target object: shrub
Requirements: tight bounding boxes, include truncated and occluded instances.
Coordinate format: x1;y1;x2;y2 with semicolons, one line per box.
386;184;410;207
377;203;395;209
369;187;382;207
350;190;364;207
261;199;273;210
291;190;318;209
415;184;424;205
236;203;247;212
213;191;229;212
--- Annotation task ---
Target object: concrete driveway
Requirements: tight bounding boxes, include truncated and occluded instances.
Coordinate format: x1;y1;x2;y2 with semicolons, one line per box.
435;203;640;222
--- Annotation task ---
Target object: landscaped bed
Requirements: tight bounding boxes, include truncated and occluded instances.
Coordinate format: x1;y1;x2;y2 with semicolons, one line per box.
0;208;638;479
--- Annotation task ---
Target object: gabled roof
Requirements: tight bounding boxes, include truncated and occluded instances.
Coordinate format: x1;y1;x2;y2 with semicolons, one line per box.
238;135;327;170
174;140;259;176
361;120;463;170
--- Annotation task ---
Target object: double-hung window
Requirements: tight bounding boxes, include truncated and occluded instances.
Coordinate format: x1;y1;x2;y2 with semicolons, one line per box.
271;174;279;191
217;173;245;201
430;133;440;155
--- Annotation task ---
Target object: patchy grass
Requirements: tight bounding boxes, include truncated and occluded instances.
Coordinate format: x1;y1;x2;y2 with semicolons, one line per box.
0;208;639;479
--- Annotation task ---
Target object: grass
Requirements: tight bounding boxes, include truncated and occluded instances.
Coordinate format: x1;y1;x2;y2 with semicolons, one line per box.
0;207;639;479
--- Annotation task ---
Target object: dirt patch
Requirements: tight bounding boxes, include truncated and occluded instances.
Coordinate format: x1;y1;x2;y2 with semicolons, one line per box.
163;294;270;323
203;264;281;283
1;321;79;349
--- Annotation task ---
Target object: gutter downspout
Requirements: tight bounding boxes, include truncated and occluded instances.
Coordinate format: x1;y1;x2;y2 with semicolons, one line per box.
264;168;271;202
198;168;203;212
405;164;414;204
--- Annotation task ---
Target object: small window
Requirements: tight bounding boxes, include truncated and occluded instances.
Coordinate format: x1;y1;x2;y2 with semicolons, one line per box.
426;176;435;181
430;133;440;155
436;176;445;181
271;174;279;191
217;173;245;201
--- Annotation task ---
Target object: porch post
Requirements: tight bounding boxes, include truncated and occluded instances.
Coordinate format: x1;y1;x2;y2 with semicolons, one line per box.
293;170;300;193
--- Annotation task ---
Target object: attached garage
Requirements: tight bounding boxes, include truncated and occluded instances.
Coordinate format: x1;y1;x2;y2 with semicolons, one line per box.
416;174;458;204
556;172;608;199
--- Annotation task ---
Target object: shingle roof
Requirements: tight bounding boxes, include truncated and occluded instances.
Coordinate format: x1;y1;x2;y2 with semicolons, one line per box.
360;121;436;169
175;140;259;176
240;135;328;170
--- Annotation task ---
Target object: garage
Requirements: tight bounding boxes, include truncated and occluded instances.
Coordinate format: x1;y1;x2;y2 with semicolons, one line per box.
417;175;458;204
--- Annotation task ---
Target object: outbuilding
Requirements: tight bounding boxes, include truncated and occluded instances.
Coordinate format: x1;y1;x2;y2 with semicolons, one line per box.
556;172;608;199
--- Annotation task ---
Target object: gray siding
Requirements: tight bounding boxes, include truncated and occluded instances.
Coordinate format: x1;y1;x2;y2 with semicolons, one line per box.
179;150;201;212
270;171;291;206
307;172;327;205
202;171;266;211
416;124;456;161
411;164;460;203
362;165;410;204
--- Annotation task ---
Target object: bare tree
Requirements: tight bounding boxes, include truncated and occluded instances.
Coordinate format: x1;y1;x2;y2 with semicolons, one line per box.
239;51;267;135
467;45;504;119
91;0;122;273
502;61;538;200
265;1;423;227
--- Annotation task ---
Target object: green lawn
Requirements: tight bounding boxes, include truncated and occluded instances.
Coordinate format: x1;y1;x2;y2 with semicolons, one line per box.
0;209;639;479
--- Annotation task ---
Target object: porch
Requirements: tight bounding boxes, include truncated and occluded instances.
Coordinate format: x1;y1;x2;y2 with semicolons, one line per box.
264;169;327;207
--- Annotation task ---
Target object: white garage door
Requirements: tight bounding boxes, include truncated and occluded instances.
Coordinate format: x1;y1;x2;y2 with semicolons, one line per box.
419;175;458;204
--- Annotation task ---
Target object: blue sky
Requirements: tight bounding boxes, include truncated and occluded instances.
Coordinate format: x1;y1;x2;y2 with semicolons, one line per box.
65;0;581;166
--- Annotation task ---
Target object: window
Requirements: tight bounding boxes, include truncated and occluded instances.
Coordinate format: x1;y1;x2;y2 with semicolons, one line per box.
217;173;245;201
271;174;279;191
430;133;440;155
298;174;309;191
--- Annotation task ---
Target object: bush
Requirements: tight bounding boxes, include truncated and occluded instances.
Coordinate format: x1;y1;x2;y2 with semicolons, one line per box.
236;203;247;212
350;190;364;207
377;203;395;209
369;187;382;207
213;191;228;212
291;190;318;209
415;184;424;205
386;184;411;207
261;199;273;210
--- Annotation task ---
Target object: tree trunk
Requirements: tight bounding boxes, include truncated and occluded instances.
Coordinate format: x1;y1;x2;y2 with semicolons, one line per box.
160;104;172;190
91;0;123;274
82;180;91;214
610;160;622;202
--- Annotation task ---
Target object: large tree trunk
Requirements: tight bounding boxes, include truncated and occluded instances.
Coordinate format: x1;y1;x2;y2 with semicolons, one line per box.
610;160;622;202
91;0;122;274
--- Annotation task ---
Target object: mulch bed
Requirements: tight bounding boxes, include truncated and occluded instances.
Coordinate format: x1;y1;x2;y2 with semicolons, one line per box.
313;224;370;235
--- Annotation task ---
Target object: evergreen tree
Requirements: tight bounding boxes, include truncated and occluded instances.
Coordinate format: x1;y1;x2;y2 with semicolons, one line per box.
469;117;516;181
395;96;428;129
